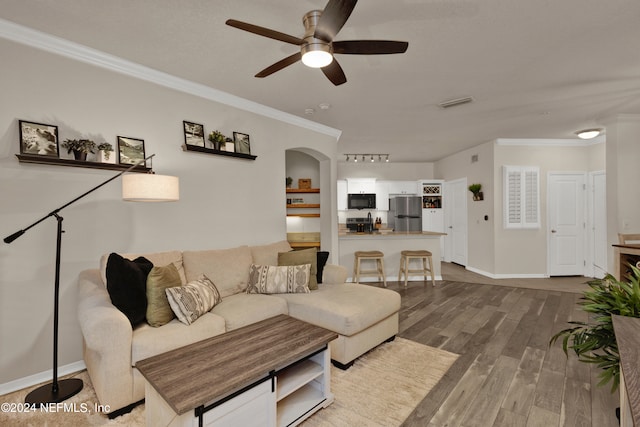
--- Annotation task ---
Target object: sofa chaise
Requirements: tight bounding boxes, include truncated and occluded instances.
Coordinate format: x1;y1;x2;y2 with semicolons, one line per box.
77;240;401;416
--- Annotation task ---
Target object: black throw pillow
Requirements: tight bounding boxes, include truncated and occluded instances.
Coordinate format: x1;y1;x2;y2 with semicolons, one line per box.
317;251;329;284
106;253;153;327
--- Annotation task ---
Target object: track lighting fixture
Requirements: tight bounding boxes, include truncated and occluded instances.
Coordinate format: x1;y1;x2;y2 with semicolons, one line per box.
343;154;390;163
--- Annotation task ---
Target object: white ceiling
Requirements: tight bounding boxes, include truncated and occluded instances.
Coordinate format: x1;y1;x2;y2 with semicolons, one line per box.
2;0;640;162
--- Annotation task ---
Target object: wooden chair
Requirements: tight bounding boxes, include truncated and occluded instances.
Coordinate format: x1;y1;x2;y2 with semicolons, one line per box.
353;251;387;287
398;250;435;287
618;233;640;245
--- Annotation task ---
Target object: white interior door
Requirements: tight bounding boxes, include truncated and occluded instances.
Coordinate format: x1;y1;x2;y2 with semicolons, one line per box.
444;178;467;266
590;171;607;278
547;173;586;276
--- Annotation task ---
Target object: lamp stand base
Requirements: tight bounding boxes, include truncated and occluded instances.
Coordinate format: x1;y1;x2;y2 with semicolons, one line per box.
25;378;83;406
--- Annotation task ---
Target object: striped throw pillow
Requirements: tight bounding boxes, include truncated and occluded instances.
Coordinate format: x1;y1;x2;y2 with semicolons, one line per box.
165;274;221;325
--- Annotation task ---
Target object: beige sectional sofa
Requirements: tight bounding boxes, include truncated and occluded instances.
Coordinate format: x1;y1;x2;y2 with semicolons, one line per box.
77;240;401;417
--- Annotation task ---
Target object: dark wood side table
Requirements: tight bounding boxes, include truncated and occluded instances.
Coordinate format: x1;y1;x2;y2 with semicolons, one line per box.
613;244;640;280
136;314;337;427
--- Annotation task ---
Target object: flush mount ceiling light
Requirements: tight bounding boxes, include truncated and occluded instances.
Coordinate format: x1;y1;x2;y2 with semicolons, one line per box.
575;128;602;139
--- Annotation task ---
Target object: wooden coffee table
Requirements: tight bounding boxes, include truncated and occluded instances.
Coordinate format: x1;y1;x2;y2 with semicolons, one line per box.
136;314;338;427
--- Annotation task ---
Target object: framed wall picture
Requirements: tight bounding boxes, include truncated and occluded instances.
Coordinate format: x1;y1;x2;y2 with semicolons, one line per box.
117;136;146;165
183;121;205;147
233;132;251;155
19;120;59;157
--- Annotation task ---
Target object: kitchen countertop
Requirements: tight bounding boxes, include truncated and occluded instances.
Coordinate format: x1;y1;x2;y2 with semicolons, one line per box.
339;230;446;238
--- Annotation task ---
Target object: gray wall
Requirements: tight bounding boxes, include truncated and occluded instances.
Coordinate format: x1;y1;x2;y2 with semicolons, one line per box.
0;37;338;386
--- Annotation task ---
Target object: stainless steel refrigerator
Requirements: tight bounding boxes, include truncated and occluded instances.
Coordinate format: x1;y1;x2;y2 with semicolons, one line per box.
388;196;422;231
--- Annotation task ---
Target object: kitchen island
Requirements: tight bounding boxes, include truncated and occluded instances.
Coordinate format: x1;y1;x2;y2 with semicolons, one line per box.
338;230;446;283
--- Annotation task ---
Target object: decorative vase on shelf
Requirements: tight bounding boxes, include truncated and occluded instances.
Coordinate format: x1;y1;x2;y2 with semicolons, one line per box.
72;150;87;161
98;150;116;164
97;143;115;163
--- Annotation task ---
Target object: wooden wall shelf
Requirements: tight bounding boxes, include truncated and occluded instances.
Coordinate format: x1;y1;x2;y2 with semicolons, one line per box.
16;154;151;173
286;188;320;193
287;213;320;218
287;204;320;209
181;144;257;160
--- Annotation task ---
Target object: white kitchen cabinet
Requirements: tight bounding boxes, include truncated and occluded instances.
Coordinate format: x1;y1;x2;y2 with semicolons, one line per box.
374;181;389;210
387;181;418;196
337;180;347;211
346;178;376;193
422;209;444;233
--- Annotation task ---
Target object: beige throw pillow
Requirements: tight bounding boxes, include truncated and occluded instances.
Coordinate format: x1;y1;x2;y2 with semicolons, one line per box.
165;274;222;325
246;264;311;294
278;247;318;290
146;263;182;327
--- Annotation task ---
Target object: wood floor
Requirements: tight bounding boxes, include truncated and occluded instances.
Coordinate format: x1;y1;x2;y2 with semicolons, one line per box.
367;263;620;427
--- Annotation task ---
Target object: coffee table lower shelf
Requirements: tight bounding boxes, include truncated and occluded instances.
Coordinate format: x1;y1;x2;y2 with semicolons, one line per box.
137;315;337;427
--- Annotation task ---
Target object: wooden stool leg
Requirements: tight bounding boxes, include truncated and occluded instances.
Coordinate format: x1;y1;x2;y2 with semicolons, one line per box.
428;256;435;286
354;257;360;283
404;256;409;288
422;257;428;281
398;255;404;283
378;257;387;287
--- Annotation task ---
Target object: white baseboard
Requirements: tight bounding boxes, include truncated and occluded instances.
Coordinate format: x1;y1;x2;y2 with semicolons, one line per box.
0;360;86;396
464;265;548;280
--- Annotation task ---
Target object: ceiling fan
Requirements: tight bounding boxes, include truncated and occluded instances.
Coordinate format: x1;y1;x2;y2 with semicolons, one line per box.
226;0;409;86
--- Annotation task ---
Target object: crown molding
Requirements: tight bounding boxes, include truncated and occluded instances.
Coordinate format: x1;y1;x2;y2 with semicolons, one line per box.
495;136;604;147
0;18;342;140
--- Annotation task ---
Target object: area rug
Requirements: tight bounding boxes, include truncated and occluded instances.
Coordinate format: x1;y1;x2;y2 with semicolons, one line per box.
0;338;457;427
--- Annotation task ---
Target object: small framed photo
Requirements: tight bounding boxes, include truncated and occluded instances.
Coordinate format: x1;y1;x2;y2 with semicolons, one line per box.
183;121;205;147
117;136;146;166
233;132;251;154
19;120;59;157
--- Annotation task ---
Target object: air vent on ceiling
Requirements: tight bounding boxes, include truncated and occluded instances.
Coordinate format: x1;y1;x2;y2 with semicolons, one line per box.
438;96;474;109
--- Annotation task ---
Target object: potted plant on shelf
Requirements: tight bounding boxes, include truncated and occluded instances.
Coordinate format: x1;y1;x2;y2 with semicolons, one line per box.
549;265;640;393
208;130;226;151
468;183;483;201
286;177;293;188
61;139;96;161
97;142;115;164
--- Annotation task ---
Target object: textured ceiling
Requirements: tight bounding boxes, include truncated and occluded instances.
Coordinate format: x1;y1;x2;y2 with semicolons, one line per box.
2;0;640;161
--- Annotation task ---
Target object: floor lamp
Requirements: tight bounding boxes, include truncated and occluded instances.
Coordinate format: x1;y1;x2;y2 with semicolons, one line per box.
3;154;179;406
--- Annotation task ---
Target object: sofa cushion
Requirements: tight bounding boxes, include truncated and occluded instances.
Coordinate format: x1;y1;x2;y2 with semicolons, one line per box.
278;283;401;337
210;293;288;331
105;253;154;327
278;247;318;290
182;246;252;298
246;264;311;294
165;275;222;325
250;240;292;265
131;312;226;364
101;250;185;285
146;263;182;327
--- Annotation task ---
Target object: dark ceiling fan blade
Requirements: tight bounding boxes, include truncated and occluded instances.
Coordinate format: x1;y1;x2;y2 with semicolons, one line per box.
255;52;302;78
226;19;304;45
332;40;409;55
321;59;347;86
314;0;358;42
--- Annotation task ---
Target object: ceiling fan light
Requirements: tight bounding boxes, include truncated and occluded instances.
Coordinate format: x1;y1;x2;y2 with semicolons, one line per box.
301;42;333;68
575;128;602;139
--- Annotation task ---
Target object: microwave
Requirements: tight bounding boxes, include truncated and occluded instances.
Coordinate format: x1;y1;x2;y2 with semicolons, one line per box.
347;193;376;210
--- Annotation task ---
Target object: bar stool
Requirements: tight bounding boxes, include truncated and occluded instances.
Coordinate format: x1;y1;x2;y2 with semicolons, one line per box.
353;251;387;287
398;250;435;287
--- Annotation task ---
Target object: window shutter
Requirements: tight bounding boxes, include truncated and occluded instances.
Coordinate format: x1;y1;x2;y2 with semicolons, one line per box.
504;166;540;229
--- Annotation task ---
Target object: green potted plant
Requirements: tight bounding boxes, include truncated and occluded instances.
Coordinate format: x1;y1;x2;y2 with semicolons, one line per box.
208;130;226;151
550;265;640;392
97;142;115;163
468;183;483;201
61;139;97;161
286;177;293;188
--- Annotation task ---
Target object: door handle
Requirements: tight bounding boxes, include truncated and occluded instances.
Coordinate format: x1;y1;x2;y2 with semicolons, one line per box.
448;226;453;229
551;229;557;233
